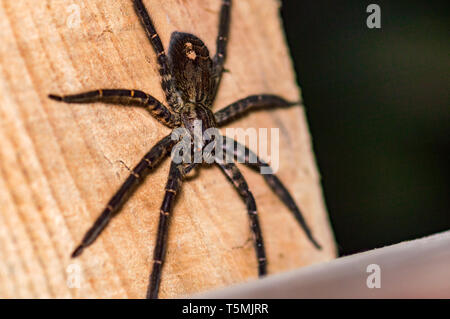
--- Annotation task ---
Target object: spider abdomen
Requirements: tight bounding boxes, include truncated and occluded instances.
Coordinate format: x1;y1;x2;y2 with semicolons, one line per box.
168;32;215;104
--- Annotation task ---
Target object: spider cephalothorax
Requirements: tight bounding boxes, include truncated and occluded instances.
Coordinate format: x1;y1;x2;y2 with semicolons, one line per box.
49;0;321;298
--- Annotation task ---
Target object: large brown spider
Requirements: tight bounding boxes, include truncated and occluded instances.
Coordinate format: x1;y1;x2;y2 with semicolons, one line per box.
49;0;321;298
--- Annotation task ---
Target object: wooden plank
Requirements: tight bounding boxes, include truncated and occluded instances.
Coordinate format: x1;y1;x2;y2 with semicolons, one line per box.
0;0;336;298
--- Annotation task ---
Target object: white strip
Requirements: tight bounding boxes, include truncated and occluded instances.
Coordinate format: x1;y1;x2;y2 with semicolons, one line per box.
192;231;450;298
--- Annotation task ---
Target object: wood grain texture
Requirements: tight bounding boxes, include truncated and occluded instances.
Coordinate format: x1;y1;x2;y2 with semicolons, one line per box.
0;0;336;298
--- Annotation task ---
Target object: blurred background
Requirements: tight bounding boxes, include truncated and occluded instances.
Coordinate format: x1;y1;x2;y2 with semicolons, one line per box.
280;0;449;255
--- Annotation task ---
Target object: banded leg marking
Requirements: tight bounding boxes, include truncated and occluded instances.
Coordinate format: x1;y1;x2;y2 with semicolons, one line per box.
133;0;180;109
49;89;180;127
215;94;299;126
220;136;321;249
215;160;267;276
147;161;183;299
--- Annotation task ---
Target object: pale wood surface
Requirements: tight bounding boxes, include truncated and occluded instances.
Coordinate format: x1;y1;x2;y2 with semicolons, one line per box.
0;0;336;298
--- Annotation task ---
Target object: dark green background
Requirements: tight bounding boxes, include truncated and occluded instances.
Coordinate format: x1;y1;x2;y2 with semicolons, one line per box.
280;0;449;255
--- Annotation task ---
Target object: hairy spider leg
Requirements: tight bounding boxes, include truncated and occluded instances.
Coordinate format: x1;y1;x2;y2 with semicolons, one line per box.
215;161;267;276
147;161;184;299
220;136;321;249
48;89;180;128
212;0;232;97
133;0;181;110
71;135;175;258
214;94;299;125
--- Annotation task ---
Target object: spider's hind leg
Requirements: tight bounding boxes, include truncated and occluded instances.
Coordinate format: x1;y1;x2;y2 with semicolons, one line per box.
71;134;175;258
222;136;321;250
147;161;187;299
215;160;267;277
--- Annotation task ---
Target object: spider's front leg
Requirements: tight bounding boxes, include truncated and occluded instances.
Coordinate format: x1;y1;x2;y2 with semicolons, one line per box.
48;89;180;128
71;134;175;258
214;94;299;126
221;136;321;249
213;0;231;75
147;161;190;299
215;160;267;277
209;0;232;101
133;0;181;110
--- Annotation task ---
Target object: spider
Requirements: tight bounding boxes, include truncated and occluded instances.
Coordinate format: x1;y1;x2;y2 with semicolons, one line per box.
49;0;321;298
